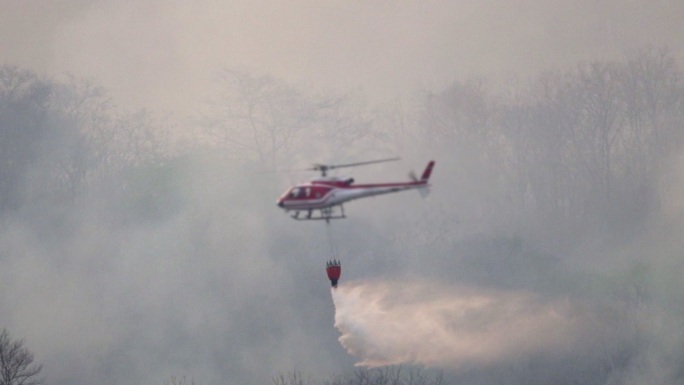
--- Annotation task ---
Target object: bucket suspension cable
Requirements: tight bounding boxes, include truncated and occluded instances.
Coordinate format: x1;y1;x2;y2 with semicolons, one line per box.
325;221;338;257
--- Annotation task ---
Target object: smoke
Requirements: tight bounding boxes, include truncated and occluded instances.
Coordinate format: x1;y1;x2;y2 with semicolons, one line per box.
1;2;684;383
332;278;615;370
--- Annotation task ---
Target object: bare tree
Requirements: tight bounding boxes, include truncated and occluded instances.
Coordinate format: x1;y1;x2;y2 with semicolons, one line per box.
46;75;113;194
324;367;443;385
273;371;312;385
204;70;320;168
202;69;372;170
166;375;196;385
0;329;42;385
0;66;52;212
619;47;684;203
272;367;443;385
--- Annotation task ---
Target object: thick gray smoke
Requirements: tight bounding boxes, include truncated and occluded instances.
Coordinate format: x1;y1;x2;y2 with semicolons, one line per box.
1;2;684;385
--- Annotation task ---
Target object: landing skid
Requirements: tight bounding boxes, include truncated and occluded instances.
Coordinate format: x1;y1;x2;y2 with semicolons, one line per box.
290;206;346;222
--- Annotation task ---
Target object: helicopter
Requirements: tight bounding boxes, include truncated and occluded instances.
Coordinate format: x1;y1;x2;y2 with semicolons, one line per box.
276;158;435;221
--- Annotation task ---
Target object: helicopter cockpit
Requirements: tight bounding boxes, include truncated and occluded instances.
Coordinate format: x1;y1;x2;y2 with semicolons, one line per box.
288;186;306;198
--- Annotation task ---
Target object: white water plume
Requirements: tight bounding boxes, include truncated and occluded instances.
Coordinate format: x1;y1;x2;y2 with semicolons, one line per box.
332;279;605;369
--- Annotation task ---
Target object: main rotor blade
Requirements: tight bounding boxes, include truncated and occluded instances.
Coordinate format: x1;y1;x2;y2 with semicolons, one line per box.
327;157;401;170
255;167;312;174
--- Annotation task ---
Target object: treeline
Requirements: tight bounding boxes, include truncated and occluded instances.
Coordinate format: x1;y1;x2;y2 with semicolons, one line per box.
1;47;683;384
165;367;444;385
0;66;168;214
413;47;684;245
272;367;444;385
4;47;680;231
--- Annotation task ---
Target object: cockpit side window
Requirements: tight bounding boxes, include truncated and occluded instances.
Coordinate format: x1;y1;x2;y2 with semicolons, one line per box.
289;187;300;198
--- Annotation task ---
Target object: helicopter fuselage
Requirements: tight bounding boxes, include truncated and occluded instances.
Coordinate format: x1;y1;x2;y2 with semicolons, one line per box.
277;179;427;209
276;161;434;220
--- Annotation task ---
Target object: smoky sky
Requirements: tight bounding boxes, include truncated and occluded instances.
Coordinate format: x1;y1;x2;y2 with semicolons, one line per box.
2;1;684;112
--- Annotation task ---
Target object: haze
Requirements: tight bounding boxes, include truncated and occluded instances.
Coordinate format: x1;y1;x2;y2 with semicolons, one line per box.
3;1;683;111
1;1;684;385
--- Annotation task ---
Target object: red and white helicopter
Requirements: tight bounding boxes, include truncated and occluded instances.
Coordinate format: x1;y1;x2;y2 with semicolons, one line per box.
276;158;435;221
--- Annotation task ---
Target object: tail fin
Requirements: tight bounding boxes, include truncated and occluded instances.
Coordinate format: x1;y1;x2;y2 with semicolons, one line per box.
420;161;435;182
